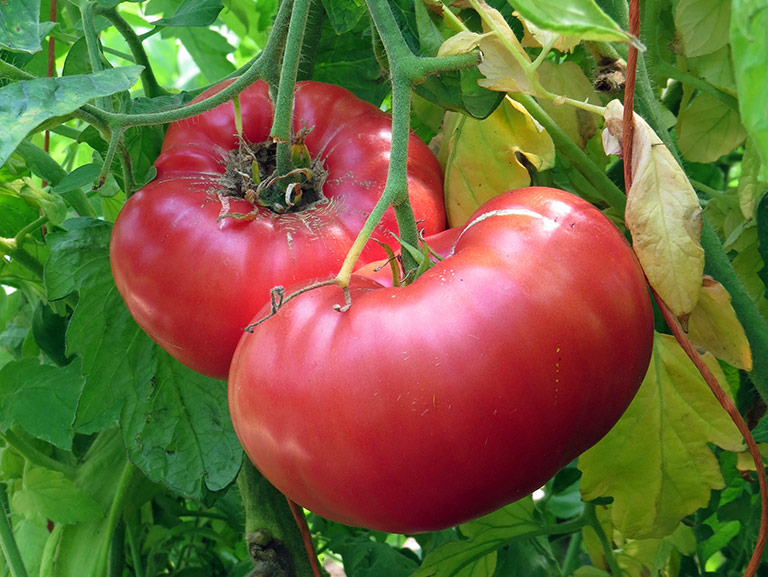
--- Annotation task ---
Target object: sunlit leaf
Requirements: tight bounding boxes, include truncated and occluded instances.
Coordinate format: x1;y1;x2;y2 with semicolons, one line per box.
439;96;555;226
731;0;768;181
153;0;224;27
514;12;581;53
0;67;143;167
12;466;102;525
579;334;743;539
475;5;535;94
676;94;746;163
674;0;731;58
603;100;705;317
688;277;753;370
737;140;765;220
0;0;42;53
507;0;635;44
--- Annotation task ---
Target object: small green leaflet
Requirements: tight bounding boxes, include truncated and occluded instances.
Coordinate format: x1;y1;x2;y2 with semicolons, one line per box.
12;466;102;525
508;0;639;45
321;0;366;34
153;0;224;27
731;0;768;181
0;66;143;167
0;0;42;53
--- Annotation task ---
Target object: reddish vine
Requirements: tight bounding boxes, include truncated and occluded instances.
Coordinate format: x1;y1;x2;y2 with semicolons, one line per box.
621;1;768;574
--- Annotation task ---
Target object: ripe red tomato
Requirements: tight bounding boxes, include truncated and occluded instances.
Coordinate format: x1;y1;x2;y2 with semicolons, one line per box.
109;80;445;379
228;187;654;533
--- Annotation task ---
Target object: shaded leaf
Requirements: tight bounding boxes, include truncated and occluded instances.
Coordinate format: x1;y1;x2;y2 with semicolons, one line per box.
321;0;366;34
439;96;555;226
579;333;743;539
676;94;746;163
536;60;601;149
603;99;705;317
45;219;156;434
0;67;143;167
731;0;768;181
174;27;235;83
688;277;753;370
0;358;84;450
674;0;731;58
13;466;102;525
121;350;242;499
413;498;541;577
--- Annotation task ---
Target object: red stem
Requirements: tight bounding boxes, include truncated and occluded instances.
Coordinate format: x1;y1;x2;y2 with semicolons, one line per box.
621;0;767;574
286;498;323;577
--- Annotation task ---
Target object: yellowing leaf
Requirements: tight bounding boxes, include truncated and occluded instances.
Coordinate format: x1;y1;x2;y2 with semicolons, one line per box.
438;96;555;226
537;61;601;149
579;333;743;539
603;99;705;317
676;94;747;163
437;30;486;57
688;277;753;370
469;2;536;94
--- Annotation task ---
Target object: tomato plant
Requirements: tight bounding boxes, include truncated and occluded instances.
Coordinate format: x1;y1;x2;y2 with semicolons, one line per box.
229;187;655;533
109;79;446;379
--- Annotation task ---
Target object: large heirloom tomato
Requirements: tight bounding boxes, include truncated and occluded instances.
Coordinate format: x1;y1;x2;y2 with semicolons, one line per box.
228;187;654;534
109;80;445;379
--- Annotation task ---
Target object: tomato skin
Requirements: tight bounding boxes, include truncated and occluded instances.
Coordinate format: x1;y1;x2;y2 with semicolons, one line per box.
109;80;445;379
228;187;654;533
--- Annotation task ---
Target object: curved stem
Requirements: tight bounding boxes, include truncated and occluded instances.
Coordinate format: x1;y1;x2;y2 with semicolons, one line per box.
297;0;325;82
0;484;29;577
0;238;45;279
97;460;139;575
236;459;318;577
272;0;313;178
511;94;628;213
583;503;622;576
96;6;167;98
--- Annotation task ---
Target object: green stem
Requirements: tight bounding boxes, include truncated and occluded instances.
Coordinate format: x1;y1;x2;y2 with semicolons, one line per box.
0;484;29;577
125;517;146;577
96;6;167;98
271;0;312;179
511;94;628;213
297;0;325;82
96;461;139;575
236;460;317;577
583;503;622;576
14;141;67;186
14;216;49;245
80;2;110;111
560;532;583;576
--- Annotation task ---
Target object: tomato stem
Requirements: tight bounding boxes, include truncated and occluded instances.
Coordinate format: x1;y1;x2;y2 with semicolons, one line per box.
334;1;480;288
236;459;319;577
0;482;30;577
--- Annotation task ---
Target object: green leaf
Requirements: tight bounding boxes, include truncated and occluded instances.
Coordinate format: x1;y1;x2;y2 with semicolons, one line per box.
321;0;366;34
757;192;768;298
0;0;42;53
731;0;768;181
13;466;102;525
413;498;541;577
676;93;747;163
507;0;635;44
154;0;224;27
0;187;39;237
52;163;102;194
340;539;420;577
174;27;235;83
0;358;84;450
32;302;71;366
19;178;68;227
121;350;242;499
674;0;731;58
45;218;157;433
0;67;143;167
579;333;743;539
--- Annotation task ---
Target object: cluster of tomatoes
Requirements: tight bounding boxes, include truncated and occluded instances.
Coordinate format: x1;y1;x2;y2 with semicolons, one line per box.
110;81;654;533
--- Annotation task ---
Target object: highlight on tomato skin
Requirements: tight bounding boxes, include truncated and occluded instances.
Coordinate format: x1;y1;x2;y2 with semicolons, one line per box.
228;186;655;534
108;79;446;380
